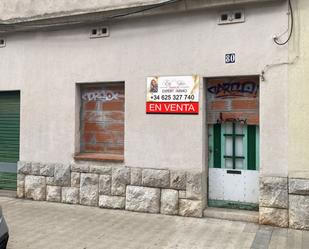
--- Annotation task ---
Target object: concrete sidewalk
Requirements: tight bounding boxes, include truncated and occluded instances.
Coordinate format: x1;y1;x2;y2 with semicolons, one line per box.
0;197;307;249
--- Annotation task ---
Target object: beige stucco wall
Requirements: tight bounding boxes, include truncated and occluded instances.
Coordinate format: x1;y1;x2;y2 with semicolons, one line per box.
0;0;283;23
288;0;309;175
0;1;288;174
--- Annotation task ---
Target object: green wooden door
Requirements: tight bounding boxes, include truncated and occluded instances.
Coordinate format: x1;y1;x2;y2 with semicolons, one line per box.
0;91;20;190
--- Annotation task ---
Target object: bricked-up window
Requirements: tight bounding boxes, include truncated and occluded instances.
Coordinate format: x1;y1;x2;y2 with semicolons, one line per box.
79;83;124;160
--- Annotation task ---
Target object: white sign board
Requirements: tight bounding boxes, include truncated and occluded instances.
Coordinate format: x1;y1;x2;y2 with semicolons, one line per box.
146;75;199;114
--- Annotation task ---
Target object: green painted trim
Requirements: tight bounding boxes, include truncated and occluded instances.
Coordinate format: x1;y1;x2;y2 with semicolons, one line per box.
208;199;259;211
221;124;225;168
256;126;260;171
208;125;214;168
224;155;245;159
232;122;236;169
223;134;244;137
0;172;17;190
247;125;256;170
243;125;248;170
213;124;221;168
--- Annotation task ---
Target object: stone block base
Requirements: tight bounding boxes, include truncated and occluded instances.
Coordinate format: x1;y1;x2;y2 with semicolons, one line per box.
17;161;205;218
126;186;160;213
259;175;309;230
289;194;309;230
179;199;203;217
259;207;288;228
21;162;309;230
99;195;125;209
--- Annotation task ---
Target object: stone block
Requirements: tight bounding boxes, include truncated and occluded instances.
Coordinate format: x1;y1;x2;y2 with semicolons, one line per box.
170;171;186;190
62;187;79;204
186;172;203;200
259;207;288;228
80;173;99;206
89;165;112;175
142;169;169;188
71;172;80;188
24;175;46;201
17;186;24;199
126;186;160;213
179;199;203;217
17;174;25;198
17;161;31;175
259;177;288;209
46;186;61;202
40;163;54;177
179;191;186;199
31;162;41;175
289;178;309;195
99;175;111;195
46;177;54;185
131;167;142;186
71;164;89;173
17;174;25;187
111;167;130;196
289;195;309;230
99;195;125;209
160;189;178;215
53;164;71;186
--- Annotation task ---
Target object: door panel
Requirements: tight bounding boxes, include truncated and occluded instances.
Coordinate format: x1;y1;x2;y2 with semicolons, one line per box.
209;168;259;204
208;122;259;209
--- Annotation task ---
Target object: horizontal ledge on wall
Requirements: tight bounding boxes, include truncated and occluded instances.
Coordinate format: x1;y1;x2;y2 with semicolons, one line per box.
0;0;284;33
74;153;124;162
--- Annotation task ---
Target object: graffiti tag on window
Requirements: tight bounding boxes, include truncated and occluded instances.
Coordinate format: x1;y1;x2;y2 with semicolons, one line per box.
82;90;119;102
207;81;258;98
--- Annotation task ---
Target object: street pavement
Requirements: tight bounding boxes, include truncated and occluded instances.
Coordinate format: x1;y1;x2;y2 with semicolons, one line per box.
0;196;308;249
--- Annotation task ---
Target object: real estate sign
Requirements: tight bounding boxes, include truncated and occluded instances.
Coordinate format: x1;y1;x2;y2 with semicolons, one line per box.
146;76;199;114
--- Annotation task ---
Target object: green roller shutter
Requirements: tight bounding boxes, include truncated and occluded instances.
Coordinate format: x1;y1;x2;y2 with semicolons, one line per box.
0;91;20;190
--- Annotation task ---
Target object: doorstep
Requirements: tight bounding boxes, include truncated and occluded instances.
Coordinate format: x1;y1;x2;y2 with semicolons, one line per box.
203;207;259;223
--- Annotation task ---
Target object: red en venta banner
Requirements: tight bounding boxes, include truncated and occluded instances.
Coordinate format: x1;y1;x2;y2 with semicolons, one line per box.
146;102;199;114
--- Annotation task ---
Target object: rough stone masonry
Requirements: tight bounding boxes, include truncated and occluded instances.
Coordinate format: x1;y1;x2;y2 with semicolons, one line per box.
17;162;205;217
259;175;309;230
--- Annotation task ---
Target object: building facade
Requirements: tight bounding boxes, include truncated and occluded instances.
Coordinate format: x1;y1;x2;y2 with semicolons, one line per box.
286;0;309;230
1;0;307;229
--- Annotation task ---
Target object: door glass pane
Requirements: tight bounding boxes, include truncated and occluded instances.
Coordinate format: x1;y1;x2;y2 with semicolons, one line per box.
235;123;243;134
225;123;233;133
225;137;233;156
235;137;243;157
225;158;233;169
235;158;244;169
